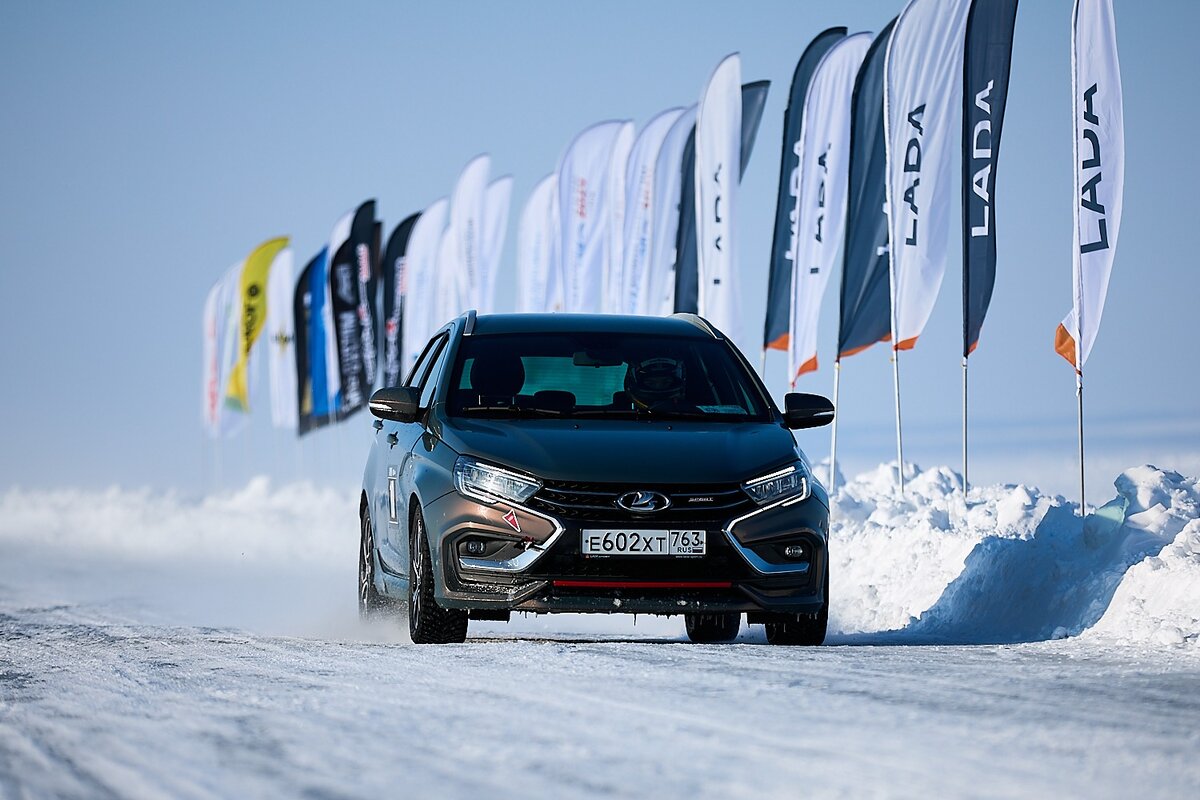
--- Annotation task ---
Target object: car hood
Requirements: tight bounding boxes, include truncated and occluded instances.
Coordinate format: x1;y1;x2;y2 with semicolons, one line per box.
437;416;799;485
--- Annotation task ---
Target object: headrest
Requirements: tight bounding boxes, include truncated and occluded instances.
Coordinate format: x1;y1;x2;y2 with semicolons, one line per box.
469;352;525;397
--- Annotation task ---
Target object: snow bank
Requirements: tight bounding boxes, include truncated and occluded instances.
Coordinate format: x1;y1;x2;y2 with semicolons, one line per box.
1085;468;1200;646
0;465;1195;648
828;463;1200;648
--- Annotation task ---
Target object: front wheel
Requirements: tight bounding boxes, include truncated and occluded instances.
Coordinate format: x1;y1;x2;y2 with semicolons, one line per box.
684;613;741;643
408;508;468;644
358;509;385;618
765;565;829;646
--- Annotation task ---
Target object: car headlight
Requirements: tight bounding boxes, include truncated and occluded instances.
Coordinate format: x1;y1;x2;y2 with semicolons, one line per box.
453;456;542;505
742;462;810;505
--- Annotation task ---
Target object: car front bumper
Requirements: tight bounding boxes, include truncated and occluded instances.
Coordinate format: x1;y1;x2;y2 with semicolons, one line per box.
422;488;828;616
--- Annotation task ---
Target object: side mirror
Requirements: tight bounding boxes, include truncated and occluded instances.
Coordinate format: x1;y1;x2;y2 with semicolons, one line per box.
782;393;834;430
369;386;421;423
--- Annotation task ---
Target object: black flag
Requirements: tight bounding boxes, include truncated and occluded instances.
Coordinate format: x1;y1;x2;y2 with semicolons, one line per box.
295;248;336;436
740;80;771;179
329;200;376;420
674;81;771;314
763;28;847;352
294;255;314;435
963;0;1019;356
673;127;699;314
838;19;896;359
380;213;420;388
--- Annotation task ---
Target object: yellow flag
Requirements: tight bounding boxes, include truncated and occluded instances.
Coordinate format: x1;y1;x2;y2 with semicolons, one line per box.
225;237;289;411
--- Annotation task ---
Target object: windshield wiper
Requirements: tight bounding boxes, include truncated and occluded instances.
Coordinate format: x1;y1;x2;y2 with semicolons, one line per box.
458;404;565;418
567;409;639;419
641;408;750;421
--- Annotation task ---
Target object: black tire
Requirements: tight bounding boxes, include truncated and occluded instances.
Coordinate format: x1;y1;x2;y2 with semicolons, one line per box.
765;565;829;646
358;509;385;618
408;508;468;644
685;612;741;643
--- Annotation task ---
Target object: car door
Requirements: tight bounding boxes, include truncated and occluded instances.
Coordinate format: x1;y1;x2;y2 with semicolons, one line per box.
378;331;451;574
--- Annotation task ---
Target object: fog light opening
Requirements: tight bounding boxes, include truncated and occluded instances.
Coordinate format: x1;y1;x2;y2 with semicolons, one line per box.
463;538;487;556
783;544;806;559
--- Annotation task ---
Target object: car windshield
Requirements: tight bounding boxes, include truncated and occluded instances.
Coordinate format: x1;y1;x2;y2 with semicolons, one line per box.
446;332;770;422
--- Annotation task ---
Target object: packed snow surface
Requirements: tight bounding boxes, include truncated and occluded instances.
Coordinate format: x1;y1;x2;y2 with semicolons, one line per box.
1;464;1198;797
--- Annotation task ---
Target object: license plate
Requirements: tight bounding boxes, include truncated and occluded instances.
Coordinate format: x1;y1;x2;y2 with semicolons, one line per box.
580;529;706;556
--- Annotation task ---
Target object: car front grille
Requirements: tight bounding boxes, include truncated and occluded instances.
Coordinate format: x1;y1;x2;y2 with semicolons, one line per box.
528;480;755;523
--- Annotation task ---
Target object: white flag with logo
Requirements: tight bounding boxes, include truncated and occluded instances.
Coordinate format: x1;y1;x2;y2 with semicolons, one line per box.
695;53;743;347
434;224;459;336
788;33;872;384
201;277;225;436
480;175;513;314
545;184;563;312
557;120;628;313
884;0;971;350
451;154;490;315
401;197;448;373
1056;0;1124;370
603;121;635;313
622;108;685;315
648;105;698;317
203;262;247;438
265;247;297;428
517;174;557;313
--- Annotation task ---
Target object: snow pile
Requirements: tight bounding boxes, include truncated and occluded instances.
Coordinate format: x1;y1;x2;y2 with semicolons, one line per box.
829;463;1200;648
0;477;355;564
1085;467;1200;646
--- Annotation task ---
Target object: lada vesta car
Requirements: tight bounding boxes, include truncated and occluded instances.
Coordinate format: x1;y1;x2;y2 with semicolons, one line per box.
360;312;834;644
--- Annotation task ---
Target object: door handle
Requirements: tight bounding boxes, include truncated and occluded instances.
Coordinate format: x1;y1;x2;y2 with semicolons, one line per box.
387;433;398;448
373;419;383;431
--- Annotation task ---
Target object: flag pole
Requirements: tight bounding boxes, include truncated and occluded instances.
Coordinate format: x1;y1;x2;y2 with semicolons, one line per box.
891;347;905;496
962;355;969;494
759;349;767;378
1076;368;1086;516
829;359;841;494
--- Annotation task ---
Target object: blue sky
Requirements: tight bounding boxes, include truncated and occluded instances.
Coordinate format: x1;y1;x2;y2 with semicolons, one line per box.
1;0;1197;496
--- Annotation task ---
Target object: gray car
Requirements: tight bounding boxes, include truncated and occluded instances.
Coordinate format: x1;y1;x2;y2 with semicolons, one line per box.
359;312;834;644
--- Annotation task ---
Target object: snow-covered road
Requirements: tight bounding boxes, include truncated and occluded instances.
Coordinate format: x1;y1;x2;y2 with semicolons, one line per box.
2;463;1197;797
3;600;1198;799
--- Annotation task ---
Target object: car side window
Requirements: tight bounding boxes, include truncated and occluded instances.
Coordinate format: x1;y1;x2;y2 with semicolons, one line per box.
419;337;452;409
404;334;443;388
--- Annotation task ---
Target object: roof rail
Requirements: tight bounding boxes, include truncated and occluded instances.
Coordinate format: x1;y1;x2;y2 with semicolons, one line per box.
670;312;722;339
463;309;478;335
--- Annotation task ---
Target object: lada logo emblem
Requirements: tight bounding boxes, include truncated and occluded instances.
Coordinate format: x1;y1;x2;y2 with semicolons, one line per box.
616;490;672;514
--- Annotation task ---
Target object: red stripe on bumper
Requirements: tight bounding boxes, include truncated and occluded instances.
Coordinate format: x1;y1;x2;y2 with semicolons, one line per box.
552;580;732;589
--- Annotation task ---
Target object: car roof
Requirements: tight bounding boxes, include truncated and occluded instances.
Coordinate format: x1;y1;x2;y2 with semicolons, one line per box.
468;313;719;339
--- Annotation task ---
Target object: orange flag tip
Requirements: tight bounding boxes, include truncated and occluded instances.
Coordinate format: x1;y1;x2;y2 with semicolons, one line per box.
795;355;818;379
1054;324;1078;369
894;336;918;352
